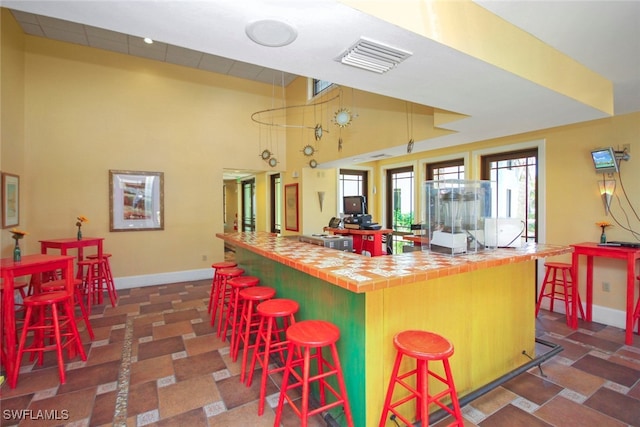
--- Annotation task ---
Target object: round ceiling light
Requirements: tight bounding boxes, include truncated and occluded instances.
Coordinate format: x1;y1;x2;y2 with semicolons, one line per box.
246;20;298;47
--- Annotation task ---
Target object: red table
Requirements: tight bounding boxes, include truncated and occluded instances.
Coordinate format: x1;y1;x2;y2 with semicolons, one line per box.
1;254;75;388
324;227;393;256
40;237;104;261
571;242;640;345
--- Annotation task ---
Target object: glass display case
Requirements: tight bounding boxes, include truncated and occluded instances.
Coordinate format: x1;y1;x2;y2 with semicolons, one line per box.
424;179;492;255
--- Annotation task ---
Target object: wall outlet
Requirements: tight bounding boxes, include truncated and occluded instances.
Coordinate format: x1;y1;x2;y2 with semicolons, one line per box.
202;255;207;261
622;143;631;153
602;281;610;292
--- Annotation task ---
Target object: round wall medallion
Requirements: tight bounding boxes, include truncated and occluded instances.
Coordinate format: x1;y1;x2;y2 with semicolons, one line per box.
302;145;315;156
260;149;271;160
334;108;352;127
309;159;318;168
268;157;278;167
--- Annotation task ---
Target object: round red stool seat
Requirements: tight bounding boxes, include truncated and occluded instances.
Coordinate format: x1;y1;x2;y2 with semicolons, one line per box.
222;275;260;346
275;320;354;427
247;298;299;416
211;267;244;328
208;261;237;313
536;262;585;325
379;330;464;427
234;286;276;380
11;290;86;388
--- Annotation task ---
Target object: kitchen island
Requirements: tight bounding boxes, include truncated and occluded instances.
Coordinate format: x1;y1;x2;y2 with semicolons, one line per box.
216;231;571;426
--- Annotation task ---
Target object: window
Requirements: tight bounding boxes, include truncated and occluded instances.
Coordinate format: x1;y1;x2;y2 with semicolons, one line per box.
426;159;465;181
241;178;256;232
270;174;281;233
481;149;538;243
338;169;368;214
386;166;414;253
312;79;333;97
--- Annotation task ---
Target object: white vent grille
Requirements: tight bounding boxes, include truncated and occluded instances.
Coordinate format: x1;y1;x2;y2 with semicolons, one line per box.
337;37;412;74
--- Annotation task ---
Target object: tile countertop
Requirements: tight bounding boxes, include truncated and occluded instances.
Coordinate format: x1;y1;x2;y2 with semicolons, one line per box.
216;232;573;294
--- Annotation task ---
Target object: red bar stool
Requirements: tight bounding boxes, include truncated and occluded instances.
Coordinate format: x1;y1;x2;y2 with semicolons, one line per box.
379;330;464;427
40;279;95;340
76;259;102;313
10;290;87;388
232;286;276;381
222;275;260;346
535;262;585;325
633;275;640;334
208;261;237;313
0;280;31;340
212;267;245;330
274;320;354;427
247;298;299;416
86;253;118;307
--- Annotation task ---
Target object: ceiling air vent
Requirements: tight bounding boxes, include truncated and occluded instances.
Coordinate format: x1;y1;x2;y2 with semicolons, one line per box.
336;37;412;74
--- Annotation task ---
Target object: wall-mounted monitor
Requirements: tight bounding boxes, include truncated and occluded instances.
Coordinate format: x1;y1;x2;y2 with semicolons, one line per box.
343;195;366;216
591;147;619;174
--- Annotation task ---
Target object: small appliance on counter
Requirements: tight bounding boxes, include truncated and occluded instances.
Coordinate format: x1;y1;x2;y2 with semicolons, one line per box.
299;234;353;252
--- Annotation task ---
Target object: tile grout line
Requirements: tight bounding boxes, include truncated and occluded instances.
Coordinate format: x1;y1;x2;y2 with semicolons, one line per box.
112;316;134;426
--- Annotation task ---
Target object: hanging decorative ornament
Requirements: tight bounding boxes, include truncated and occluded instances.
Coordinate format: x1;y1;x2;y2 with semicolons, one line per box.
309;159;318;168
407;139;414;154
302;145;315;157
338;137;343;152
260;149;272;160
268;157;278;167
314;124;324;141
333;108;352;128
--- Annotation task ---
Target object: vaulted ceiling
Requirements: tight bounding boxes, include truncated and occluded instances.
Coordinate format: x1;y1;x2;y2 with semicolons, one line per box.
5;1;640;162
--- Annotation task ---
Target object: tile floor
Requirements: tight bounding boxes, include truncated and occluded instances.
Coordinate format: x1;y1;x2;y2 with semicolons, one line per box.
2;263;640;427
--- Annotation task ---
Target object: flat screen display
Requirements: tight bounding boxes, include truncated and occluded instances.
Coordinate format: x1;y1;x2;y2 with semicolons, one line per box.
343;195;366;215
591;147;618;174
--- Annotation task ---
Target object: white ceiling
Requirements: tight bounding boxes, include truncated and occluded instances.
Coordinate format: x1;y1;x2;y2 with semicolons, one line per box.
5;1;640;167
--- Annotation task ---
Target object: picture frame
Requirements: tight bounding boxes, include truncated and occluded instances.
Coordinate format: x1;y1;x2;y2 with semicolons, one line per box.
1;172;19;228
284;183;299;232
109;170;164;232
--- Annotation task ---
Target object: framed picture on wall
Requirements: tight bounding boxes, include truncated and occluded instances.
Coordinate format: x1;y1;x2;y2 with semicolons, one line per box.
109;170;164;231
284;183;299;231
2;172;19;228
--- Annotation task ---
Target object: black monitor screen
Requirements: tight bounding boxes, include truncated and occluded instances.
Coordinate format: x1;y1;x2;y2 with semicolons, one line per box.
344;195;366;215
591;147;618;174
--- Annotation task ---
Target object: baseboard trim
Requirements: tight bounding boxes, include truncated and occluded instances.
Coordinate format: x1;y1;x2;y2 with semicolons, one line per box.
538;301;626;330
113;268;213;290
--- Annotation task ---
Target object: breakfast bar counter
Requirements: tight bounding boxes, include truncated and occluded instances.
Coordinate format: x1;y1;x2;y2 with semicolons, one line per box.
216;231;571;426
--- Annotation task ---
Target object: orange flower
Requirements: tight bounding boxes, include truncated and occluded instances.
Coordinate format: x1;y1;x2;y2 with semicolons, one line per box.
595;221;612;228
76;215;89;227
9;228;28;240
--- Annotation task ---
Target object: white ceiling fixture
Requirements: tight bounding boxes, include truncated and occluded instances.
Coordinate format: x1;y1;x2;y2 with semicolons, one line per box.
336;37;412;74
245;19;298;47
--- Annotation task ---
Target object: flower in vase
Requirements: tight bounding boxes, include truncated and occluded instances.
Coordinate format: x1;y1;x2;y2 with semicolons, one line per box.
9;228;28;241
76;215;89;229
595;221;612;232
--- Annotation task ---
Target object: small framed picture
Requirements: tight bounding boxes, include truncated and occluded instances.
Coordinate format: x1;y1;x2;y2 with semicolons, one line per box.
109;170;164;231
2;172;19;228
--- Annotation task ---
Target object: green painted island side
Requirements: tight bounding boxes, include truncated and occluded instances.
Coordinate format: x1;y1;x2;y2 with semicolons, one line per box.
236;247;367;427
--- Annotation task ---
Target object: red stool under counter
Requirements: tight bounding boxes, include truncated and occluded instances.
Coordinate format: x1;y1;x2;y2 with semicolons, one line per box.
233;286;276;381
222;275;260;347
40;278;95;340
207;261;237;314
76;259;102;313
11;290;87;387
246;298;299;416
379;330;464;427
86;253;118;307
211;267;244;329
274;319;354;427
536;262;585;325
